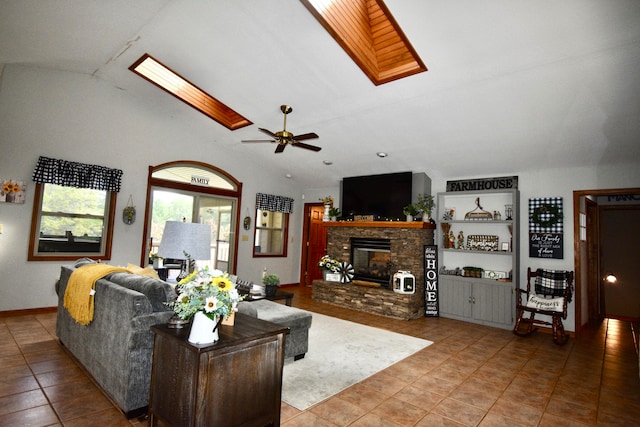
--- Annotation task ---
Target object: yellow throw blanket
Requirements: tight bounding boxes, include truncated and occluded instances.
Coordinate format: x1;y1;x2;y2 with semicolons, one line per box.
64;264;131;325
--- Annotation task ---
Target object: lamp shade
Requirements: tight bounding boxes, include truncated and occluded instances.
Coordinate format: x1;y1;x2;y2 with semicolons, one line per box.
157;221;211;261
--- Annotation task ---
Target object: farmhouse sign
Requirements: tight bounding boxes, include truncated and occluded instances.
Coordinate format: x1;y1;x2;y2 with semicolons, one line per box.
446;176;518;192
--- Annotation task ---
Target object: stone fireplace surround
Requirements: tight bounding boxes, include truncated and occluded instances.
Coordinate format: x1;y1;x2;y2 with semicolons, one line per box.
312;221;434;320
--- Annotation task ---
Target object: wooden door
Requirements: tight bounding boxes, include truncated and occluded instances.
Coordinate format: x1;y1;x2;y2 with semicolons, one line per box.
600;205;640;319
300;204;327;287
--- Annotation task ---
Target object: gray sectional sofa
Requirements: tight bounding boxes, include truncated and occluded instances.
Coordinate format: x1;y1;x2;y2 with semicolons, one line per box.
55;260;313;418
55;261;176;417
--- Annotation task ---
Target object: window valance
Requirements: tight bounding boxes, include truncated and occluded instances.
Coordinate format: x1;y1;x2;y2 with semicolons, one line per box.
32;156;123;192
256;193;294;214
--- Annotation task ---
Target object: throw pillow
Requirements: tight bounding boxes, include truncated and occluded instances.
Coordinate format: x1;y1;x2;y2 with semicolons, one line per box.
127;263;160;279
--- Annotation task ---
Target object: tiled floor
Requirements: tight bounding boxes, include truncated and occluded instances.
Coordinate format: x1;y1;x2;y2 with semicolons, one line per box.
1;286;638;426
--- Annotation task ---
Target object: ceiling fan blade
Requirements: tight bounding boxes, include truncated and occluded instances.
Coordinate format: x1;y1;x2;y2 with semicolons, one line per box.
259;128;278;138
275;143;286;153
292;141;322;152
241;139;275;143
293;132;319;141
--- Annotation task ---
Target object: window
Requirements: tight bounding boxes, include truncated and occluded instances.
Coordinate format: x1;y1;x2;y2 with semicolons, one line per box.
254;209;289;257
29;184;115;260
142;161;242;274
28;156;121;261
253;193;294;258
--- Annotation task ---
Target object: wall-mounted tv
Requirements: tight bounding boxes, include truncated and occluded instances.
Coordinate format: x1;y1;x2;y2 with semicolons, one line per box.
340;172;413;220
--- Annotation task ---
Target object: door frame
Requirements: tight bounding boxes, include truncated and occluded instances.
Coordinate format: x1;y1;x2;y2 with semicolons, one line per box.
300;202;326;287
573;187;640;333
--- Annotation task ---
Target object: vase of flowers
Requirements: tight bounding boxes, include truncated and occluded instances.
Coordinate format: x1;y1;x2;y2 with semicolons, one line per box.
262;273;280;296
319;255;340;280
166;267;244;345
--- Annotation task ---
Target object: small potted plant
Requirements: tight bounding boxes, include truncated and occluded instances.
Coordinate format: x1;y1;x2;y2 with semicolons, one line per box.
262;273;280;297
328;207;341;221
415;194;435;222
403;204;419;222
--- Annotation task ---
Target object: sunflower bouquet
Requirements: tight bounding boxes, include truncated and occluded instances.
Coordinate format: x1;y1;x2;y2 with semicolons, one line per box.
318;255;340;273
166;267;244;321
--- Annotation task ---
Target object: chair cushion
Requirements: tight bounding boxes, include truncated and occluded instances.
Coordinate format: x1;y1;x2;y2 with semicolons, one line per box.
526;294;565;312
535;269;568;297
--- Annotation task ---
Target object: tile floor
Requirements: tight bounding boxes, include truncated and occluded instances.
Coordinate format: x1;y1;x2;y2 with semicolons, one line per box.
1;286;638;426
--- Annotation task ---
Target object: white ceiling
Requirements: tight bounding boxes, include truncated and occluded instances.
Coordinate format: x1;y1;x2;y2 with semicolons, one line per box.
2;0;639;187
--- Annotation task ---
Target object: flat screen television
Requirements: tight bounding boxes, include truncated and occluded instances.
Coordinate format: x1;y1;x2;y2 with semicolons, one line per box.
340;172;412;220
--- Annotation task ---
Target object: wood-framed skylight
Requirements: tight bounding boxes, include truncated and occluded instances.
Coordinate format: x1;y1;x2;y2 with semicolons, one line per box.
129;54;252;130
300;0;427;85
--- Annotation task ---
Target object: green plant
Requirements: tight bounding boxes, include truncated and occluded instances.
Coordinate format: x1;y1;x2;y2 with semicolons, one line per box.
403;204;419;216
415;194;435;217
328;207;341;217
262;273;280;287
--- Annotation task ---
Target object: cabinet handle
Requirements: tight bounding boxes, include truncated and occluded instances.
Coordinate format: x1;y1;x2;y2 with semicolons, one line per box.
468;297;472;303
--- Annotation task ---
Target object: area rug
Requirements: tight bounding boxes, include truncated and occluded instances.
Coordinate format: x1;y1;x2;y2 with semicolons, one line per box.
281;312;432;411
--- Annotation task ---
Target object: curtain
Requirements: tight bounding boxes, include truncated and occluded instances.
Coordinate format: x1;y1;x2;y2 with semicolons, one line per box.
32;156;123;192
256;193;294;214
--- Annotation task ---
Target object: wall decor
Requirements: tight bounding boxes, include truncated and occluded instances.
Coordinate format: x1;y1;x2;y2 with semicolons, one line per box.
446;176;518;192
123;195;136;224
423;245;439;317
1;179;26;204
529;197;563;259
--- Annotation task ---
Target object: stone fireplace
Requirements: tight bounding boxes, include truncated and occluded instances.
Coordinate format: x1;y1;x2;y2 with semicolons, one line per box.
312;221;434;320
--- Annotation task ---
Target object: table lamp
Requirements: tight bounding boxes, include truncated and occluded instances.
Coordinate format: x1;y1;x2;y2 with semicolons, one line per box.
158;221;212;282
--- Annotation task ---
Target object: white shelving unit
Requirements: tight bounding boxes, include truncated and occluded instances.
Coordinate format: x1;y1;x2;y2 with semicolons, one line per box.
436;189;519;329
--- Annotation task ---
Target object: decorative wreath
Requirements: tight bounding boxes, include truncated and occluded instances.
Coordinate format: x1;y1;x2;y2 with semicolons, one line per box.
338;262;354;283
531;204;562;228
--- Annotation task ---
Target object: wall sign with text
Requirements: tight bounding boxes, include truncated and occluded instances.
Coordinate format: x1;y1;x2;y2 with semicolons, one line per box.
529;197;563;259
423;245;439;317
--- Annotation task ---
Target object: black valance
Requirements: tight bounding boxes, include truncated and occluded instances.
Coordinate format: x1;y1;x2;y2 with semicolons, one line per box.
32;156;123;192
256;193;294;214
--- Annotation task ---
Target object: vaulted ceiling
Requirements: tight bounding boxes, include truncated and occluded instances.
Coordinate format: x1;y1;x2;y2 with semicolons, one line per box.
1;0;639;187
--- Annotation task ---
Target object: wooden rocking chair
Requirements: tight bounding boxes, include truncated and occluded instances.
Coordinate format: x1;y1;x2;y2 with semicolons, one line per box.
513;267;574;345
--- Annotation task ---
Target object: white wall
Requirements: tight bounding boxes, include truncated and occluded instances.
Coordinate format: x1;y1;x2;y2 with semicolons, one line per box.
0;65;305;311
1;64;639;317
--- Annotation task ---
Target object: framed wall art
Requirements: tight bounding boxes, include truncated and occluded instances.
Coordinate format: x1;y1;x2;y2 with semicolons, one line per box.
1;179;26;204
529;197;563;259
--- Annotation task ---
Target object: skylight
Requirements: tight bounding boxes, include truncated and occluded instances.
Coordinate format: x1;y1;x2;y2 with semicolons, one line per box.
300;0;427;85
129;54;252;130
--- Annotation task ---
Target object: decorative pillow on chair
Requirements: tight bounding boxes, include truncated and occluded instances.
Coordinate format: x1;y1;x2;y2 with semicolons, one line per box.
526;294;565;312
535;269;568;297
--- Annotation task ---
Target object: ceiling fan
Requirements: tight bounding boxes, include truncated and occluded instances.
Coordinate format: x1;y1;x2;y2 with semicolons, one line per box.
242;105;321;153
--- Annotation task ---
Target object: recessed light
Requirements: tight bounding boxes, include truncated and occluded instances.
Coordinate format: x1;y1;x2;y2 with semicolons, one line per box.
376;152;388;158
323;160;333;165
285;173;292;179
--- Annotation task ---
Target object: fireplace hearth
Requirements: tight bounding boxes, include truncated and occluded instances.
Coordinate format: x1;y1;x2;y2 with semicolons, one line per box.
350;238;392;287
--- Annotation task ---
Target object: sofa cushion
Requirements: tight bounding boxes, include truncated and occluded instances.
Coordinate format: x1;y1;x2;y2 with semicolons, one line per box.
248;299;313;331
108;272;176;312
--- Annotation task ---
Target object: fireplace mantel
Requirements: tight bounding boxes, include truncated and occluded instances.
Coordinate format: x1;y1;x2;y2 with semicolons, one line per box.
323;221;435;229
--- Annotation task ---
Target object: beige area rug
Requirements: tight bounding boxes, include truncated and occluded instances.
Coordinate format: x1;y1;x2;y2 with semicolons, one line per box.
281;312;432;411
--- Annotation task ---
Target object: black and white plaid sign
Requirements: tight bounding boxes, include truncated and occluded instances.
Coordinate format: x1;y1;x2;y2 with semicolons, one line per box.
529;197;563;233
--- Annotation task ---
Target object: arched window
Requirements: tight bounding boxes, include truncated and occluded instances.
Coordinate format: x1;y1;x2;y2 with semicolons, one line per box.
141;161;242;276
